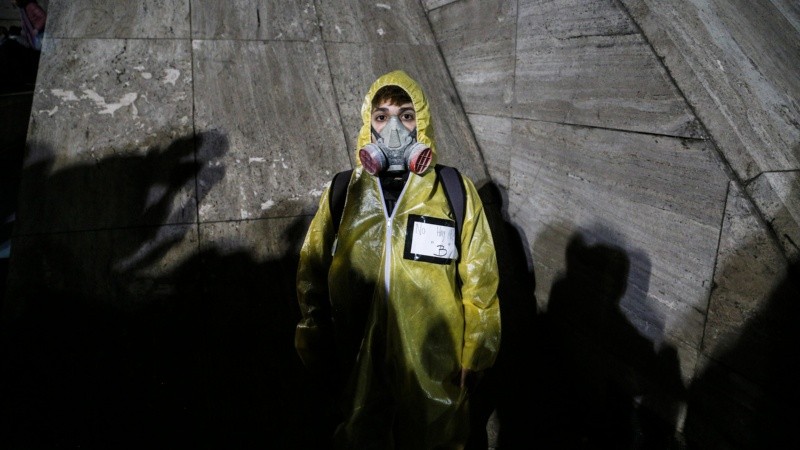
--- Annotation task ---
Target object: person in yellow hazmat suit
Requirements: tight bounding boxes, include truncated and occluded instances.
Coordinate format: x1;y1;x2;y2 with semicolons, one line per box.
295;70;501;449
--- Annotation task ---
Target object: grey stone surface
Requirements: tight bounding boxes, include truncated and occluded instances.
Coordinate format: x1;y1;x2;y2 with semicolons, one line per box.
772;0;800;33
514;0;701;138
193;218;322;446
316;0;434;44
421;0;460;12
703;182;790;373
508;119;728;352
17;38;194;234
747;170;800;261
688;182;799;448
523;0;638;38
620;0;800;179
428;0;516;116
46;0;190;39
8;0;798;445
5;224;198;317
190;0;319;40
467;113;512;189
198;216;309;262
193;39;348;221
197;218;310;303
326;42;489;185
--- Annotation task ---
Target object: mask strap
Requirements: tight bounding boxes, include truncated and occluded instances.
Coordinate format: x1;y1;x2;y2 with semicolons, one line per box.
370;126;382;143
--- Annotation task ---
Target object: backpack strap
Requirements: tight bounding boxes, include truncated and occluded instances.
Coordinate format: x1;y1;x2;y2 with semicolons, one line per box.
329;166;466;249
435;165;466;251
329;169;353;236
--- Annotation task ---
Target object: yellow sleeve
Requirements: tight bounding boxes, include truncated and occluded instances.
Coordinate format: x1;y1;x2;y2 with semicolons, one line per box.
295;186;336;371
457;177;501;372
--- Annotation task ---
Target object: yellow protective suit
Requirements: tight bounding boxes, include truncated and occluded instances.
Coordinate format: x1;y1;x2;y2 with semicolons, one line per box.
295;70;500;449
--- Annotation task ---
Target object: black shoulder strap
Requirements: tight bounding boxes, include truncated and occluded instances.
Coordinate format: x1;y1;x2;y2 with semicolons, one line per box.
330;167;465;245
436;165;466;248
329;169;353;235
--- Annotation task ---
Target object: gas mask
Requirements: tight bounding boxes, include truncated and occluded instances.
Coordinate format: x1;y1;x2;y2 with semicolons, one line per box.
359;115;432;176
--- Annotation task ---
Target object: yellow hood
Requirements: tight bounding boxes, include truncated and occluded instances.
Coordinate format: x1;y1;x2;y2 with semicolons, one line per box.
355;70;437;169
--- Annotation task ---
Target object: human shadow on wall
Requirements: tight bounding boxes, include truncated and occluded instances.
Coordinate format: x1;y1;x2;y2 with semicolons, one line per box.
16;130;223;235
466;181;539;449
0;132;335;450
0;91;34;312
526;229;686;449
0;38;40;94
683;237;800;447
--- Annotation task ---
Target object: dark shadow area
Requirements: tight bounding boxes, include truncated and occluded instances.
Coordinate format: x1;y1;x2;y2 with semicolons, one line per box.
537;233;686;449
18;131;218;234
467;181;538;450
684;251;800;449
0;89;34;316
0;26;40;94
488;222;686;450
1;16;42;312
0;92;29;217
0;132;337;449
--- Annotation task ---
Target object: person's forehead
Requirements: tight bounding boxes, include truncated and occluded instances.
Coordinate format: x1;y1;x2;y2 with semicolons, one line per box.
372;101;415;111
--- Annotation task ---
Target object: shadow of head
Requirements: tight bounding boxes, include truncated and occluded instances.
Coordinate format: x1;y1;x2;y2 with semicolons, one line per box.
560;234;631;311
17;129;229;255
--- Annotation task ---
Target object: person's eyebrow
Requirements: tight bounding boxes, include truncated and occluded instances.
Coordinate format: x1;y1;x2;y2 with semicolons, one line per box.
399;107;415;113
372;107;389;113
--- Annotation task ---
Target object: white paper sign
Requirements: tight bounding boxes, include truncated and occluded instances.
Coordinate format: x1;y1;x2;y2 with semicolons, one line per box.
409;220;457;260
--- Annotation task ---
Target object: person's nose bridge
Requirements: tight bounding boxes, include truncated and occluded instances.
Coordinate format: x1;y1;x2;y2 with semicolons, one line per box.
387;116;403;148
388;127;402;148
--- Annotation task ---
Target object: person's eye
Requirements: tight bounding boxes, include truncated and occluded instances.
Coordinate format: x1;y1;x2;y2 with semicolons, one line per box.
401;113;415;121
374;114;386;122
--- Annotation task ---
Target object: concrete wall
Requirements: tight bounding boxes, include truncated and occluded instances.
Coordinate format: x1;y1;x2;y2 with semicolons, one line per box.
426;0;798;447
1;1;488;448
2;0;798;448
